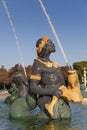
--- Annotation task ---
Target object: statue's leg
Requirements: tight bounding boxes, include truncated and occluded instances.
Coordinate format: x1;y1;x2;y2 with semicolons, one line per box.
45;96;58;116
37;96;51;109
45;97;71;119
44;87;68;116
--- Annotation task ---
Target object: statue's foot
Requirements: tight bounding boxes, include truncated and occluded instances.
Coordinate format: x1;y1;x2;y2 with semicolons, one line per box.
45;103;54;116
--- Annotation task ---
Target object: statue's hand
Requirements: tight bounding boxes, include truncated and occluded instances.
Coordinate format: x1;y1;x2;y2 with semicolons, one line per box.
54;89;63;98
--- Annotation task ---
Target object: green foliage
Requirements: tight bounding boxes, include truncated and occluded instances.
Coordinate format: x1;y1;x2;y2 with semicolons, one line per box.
73;61;87;82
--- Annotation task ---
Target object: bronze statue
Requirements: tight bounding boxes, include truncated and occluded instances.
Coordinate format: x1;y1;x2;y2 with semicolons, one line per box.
30;36;66;115
5;64;29;104
6;36;83;120
12;64;29;98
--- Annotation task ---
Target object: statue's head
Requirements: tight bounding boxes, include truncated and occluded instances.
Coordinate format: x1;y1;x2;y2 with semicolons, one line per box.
36;36;56;57
14;63;23;72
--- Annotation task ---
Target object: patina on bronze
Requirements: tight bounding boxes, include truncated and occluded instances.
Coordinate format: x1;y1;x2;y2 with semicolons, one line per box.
5;36;83;120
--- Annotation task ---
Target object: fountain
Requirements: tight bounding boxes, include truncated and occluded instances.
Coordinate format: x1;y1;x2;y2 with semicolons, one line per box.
1;1;86;129
4;36;83;121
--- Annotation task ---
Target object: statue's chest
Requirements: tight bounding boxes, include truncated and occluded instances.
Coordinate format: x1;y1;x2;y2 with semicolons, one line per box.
41;66;58;84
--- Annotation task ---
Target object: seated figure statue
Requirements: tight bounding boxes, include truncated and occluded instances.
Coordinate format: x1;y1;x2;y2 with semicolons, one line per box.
8;36;83;120
12;64;29;98
30;36;66;115
30;36;83;117
5;64;29;104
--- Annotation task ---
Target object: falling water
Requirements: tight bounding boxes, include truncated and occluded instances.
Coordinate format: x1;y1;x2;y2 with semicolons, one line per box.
1;0;27;77
38;0;69;66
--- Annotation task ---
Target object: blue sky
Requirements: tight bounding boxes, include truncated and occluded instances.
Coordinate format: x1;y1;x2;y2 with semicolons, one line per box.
0;0;87;69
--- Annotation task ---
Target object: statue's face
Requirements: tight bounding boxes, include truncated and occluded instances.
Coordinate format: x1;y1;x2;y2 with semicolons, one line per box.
47;40;56;53
36;38;56;57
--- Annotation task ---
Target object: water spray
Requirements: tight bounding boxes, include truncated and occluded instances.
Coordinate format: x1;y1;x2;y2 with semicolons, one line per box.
1;0;27;77
38;0;70;67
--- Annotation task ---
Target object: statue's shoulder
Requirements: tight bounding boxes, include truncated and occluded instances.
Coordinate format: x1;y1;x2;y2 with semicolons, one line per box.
33;58;44;67
31;58;44;75
35;58;58;68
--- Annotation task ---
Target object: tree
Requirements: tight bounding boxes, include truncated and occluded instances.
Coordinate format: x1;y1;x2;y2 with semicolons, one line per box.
25;65;32;79
0;67;11;90
73;61;87;83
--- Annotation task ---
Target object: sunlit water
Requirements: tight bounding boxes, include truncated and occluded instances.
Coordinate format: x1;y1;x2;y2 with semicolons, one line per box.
0;100;87;130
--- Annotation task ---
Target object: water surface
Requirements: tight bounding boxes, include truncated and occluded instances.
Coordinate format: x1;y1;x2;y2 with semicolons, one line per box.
0;100;87;130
